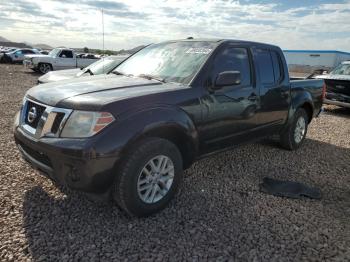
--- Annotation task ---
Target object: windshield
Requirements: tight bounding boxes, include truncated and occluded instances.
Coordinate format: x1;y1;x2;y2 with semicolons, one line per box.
113;41;216;84
330;63;350;75
78;56;126;76
48;48;61;57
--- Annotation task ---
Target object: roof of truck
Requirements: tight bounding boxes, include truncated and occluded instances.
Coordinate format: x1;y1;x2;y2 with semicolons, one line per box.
170;38;280;49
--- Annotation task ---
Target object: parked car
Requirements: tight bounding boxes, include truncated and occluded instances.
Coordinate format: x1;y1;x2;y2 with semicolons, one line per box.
23;48;99;74
14;39;324;217
314;61;350;108
38;55;128;83
0;48;40;63
0;47;16;53
82;53;99;59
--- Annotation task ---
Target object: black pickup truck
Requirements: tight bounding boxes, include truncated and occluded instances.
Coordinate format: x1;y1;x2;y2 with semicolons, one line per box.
14;39;324;216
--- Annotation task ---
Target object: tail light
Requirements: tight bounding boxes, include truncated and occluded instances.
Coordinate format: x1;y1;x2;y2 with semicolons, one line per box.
322;82;326;101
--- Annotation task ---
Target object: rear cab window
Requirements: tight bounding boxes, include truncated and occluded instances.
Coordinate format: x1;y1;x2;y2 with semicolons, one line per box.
255;48;283;86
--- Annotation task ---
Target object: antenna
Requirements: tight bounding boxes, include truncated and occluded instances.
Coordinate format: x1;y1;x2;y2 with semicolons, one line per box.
101;9;105;75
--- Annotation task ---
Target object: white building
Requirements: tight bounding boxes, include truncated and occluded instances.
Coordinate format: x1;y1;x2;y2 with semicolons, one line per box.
283;50;350;73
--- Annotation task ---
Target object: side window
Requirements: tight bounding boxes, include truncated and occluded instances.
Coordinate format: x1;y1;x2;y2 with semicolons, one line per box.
255;49;274;85
271;51;282;82
60;50;73;58
212;47;251;86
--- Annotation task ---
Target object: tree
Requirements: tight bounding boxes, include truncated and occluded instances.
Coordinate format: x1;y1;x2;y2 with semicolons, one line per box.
83;47;89;53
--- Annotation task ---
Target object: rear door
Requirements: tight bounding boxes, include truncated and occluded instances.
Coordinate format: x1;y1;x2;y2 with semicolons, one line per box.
253;48;290;130
56;50;76;69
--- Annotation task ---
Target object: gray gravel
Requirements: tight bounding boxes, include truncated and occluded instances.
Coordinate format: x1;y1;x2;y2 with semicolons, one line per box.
0;64;349;261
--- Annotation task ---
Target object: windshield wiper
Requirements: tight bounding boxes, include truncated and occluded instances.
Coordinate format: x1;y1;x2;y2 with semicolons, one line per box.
85;68;94;75
138;74;166;83
112;71;134;77
112;70;124;75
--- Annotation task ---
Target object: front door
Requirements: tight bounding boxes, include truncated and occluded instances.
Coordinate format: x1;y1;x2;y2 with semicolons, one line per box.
199;45;260;153
56;50;75;69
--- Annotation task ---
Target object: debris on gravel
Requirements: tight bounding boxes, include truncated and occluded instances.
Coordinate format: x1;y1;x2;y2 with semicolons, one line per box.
0;64;349;261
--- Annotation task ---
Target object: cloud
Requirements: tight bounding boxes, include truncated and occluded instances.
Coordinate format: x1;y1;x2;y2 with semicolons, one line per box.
0;0;349;51
83;0;128;10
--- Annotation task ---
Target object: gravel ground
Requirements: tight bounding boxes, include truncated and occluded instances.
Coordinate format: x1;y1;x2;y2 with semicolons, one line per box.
0;64;349;261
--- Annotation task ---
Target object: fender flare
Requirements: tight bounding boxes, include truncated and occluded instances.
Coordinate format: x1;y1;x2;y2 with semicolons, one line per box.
96;106;199;168
288;91;314;125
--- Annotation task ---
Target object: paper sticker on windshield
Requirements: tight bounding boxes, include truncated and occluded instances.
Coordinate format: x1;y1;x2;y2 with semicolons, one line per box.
186;48;212;54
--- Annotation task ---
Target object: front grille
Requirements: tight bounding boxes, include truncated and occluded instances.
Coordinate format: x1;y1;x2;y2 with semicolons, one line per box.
20;98;72;138
24;101;46;128
325;79;350;97
18;141;52;168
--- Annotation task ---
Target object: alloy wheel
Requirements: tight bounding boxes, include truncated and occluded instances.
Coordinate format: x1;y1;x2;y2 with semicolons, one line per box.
137;155;174;204
294;116;306;143
40;64;51;74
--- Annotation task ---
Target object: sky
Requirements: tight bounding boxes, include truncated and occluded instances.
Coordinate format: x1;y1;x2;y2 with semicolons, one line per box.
0;0;349;51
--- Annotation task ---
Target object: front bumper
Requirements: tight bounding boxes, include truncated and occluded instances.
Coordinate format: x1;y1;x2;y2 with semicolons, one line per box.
23;60;35;69
14;126;119;196
324;92;350;108
324;98;350;108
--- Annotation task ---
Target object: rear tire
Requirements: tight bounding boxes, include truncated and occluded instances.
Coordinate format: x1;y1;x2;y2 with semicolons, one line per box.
113;137;183;217
38;63;52;74
280;108;309;150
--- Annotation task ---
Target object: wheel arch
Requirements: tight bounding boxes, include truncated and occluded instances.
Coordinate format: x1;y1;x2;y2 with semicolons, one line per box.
140;125;197;169
112;107;199;170
300;102;313;123
38;62;53;71
290;91;314;123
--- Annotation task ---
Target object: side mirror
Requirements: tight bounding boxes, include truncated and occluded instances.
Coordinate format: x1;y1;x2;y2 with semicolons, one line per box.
214;71;241;88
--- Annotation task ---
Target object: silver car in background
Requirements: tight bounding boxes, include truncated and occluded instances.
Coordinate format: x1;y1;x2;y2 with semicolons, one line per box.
0;48;40;63
38;55;128;84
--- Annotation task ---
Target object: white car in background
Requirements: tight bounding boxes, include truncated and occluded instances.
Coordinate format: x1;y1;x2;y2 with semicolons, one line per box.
37;55;128;84
23;48;99;74
0;48;40;63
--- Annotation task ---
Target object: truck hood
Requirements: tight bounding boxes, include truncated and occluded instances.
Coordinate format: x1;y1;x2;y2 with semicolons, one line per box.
24;54;49;59
38;68;82;83
26;74;187;107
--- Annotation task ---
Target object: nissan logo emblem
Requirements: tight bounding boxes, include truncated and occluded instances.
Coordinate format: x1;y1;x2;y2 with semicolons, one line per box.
27;107;37;123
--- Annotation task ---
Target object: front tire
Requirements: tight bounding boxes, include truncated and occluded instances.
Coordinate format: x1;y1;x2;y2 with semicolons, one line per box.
38;63;52;74
113;137;183;217
280;108;309;150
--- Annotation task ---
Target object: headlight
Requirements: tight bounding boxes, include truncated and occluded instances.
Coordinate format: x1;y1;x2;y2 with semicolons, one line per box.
61;111;115;138
22;96;26;105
